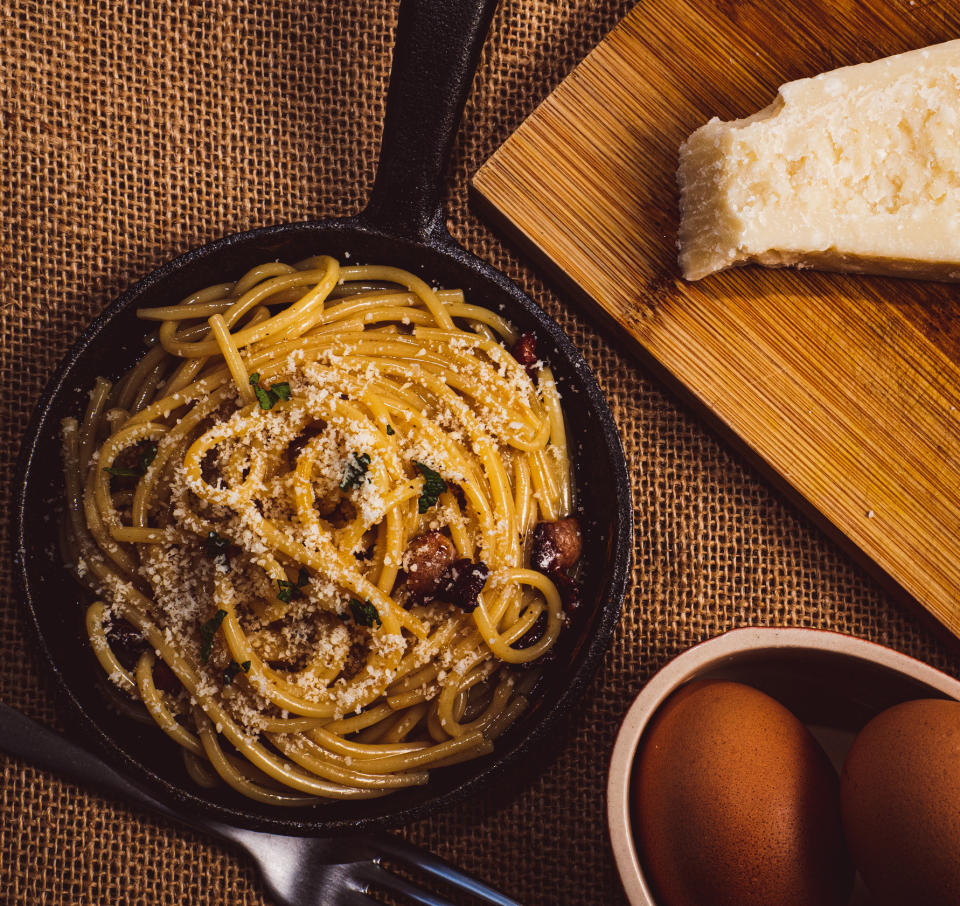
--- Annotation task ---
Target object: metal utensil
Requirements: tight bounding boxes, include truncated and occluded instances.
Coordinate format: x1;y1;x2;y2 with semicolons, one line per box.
0;702;520;906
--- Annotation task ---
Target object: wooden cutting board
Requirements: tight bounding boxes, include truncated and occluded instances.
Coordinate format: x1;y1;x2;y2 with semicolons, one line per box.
472;1;960;638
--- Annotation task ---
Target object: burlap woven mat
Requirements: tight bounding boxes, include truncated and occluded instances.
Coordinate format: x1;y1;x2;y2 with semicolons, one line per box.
1;2;956;904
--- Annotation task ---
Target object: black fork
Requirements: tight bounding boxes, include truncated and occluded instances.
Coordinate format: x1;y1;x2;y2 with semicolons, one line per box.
0;703;522;906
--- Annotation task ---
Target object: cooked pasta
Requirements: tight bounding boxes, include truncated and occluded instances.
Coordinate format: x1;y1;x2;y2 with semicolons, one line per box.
61;256;581;804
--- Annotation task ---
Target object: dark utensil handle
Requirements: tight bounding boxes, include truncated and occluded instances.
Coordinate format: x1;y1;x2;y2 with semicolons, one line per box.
372;833;523;906
357;0;499;243
0;703;172;817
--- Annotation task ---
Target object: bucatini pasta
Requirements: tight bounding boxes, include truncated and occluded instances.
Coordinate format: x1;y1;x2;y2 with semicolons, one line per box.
61;256;582;804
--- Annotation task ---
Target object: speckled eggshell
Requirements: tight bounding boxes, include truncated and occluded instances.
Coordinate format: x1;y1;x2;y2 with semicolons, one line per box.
841;698;960;906
632;680;852;906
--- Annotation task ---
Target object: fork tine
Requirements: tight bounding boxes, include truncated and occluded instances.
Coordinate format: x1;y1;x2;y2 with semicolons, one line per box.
370;835;523;906
352;860;459;906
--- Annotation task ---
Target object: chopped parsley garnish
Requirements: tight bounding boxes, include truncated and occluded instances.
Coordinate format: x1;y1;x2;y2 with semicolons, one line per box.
140;442;158;472
104;441;158;478
414;461;446;513
199;609;227;663
205;531;231;568
249;372;292;410
348;598;382;628
386;424;395;435
340;452;371;490
104;465;141;478
277;567;310;603
223;660;251;686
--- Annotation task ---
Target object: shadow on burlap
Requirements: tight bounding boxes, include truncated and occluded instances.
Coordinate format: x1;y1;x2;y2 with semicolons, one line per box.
0;1;955;904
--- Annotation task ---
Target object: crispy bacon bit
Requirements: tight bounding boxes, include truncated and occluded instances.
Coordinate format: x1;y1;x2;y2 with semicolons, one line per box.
403;531;457;599
152;659;180;694
532;517;582;574
106;618;181;692
106;618;148;671
551;570;582;613
436;558;489;613
339;636;367;681
512;332;540;379
531;517;583;614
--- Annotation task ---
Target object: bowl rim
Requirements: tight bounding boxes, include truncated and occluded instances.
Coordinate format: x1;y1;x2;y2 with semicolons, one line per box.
606;626;960;906
13;219;634;834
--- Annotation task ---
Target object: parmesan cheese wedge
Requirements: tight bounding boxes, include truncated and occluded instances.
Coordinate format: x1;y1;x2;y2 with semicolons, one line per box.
677;40;960;282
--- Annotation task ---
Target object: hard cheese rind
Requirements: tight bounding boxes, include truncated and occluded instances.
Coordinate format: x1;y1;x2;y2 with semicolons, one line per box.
678;40;960;281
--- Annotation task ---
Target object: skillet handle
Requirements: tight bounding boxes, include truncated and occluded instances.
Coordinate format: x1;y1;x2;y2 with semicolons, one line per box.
0;703;173;818
357;0;499;244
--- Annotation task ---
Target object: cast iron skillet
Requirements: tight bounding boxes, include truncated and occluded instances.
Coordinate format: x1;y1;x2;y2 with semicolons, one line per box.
13;0;631;834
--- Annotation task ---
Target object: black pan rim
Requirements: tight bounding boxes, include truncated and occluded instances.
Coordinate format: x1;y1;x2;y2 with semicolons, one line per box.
13;217;633;834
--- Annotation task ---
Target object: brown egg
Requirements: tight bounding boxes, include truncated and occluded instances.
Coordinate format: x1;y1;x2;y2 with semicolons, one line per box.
632;680;852;906
841;698;960;906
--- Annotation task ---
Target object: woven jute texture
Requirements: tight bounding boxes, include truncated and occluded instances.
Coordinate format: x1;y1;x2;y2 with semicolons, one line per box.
1;1;957;904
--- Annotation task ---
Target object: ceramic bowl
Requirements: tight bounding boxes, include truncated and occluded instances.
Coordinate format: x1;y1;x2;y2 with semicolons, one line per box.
606;627;960;905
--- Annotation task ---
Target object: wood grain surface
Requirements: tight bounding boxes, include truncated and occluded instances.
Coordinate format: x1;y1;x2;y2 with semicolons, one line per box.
473;1;960;637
